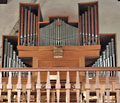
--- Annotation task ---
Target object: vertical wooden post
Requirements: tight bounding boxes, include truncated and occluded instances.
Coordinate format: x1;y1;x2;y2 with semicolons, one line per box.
26;72;32;103
79;57;85;67
115;71;120;102
85;71;90;103
7;72;12;103
56;72;61;103
95;71;100;103
65;71;71;103
16;72;22;103
0;72;2;100
32;57;39;82
75;71;80;103
36;72;41;103
100;90;104;103
51;90;55;103
116;90;120;102
105;71;110;103
46;72;51;103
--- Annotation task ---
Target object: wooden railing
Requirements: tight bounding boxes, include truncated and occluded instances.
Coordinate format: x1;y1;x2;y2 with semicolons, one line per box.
0;67;120;103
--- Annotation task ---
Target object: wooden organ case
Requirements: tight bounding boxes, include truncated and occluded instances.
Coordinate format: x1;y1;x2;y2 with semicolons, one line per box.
1;0;117;87
16;2;101;69
0;1;118;103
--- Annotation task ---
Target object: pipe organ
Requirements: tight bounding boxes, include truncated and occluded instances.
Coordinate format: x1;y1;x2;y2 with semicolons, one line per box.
0;1;119;103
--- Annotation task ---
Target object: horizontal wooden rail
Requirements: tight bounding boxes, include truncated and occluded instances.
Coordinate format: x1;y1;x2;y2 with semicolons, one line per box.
0;67;120;72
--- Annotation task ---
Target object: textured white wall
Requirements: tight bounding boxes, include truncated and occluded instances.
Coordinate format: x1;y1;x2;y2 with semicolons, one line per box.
0;0;34;59
99;0;120;66
0;0;120;66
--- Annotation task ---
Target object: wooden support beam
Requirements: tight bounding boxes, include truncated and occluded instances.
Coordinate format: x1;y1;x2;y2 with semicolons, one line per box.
105;71;110;103
56;72;61;103
26;72;32;103
46;72;51;103
79;57;85;67
95;71;100;103
75;71;81;103
65;71;71;103
7;72;12;103
0;67;120;72
16;72;22;103
51;91;56;103
115;71;120;102
36;72;41;103
33;57;39;81
85;71;90;103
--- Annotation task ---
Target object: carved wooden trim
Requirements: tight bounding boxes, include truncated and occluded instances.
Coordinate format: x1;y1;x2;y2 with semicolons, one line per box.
56;72;61;103
26;72;32;103
75;71;80;103
65;71;71;103
7;72;12;103
36;72;41;103
16;72;22;103
46;72;51;103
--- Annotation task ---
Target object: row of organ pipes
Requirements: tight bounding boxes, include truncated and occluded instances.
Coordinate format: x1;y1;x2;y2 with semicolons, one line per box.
91;38;116;77
79;4;98;46
39;8;98;46
20;6;38;46
40;18;78;46
19;4;99;46
2;38;28;77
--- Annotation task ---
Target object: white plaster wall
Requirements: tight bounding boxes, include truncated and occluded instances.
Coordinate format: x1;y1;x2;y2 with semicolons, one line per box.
0;0;36;59
98;0;120;66
0;0;120;66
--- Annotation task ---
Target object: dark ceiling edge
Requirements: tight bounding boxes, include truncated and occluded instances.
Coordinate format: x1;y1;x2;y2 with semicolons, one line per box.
0;0;7;4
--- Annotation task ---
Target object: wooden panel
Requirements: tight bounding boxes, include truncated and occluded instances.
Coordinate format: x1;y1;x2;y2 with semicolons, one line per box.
38;60;79;67
33;57;39;68
17;45;100;67
18;49;100;58
79;57;85;67
17;46;39;51
1;67;119;72
17;45;101;51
